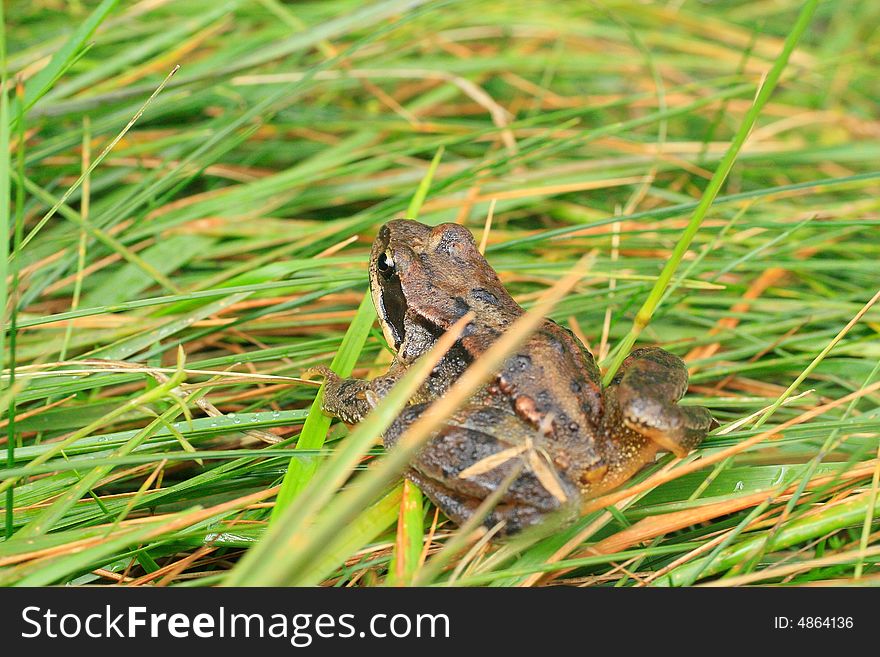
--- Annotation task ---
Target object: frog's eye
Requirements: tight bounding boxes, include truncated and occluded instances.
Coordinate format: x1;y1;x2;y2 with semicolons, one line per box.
377;251;395;278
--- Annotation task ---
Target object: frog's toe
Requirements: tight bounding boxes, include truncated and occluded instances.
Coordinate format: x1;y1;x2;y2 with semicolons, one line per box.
302;365;340;382
619;397;715;457
611;346;714;458
321;377;380;424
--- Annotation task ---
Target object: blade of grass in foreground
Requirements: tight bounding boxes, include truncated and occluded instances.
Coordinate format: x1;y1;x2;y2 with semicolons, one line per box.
226;313;475;585
387;145;442;585
270;293;375;519
601;0;820;383
306;484;403;586
15;374;187;538
387;478;424;586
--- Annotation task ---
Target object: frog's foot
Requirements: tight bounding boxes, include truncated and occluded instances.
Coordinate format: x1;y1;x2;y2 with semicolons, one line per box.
611;346;717;458
317;374;380;425
302;365;341;383
317;366;407;424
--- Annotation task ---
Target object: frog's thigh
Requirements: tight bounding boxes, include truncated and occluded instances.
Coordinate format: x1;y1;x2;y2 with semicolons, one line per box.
612;346;716;457
408;406;576;508
595;428;662;494
384;404;577;533
405;470;559;535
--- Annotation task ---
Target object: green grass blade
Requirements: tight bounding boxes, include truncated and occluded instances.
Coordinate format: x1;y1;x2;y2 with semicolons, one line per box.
10;0;120;118
0;0;10;539
602;0;820;383
298;485;403;587
270;293;375;519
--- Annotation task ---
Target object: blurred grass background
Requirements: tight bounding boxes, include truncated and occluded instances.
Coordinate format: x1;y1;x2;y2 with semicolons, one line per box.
1;0;879;586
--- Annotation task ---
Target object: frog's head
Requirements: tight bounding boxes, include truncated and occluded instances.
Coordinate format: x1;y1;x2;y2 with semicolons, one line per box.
369;219;516;351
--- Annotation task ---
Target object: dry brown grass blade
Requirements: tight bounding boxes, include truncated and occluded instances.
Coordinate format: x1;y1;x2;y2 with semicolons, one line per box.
141;545;218;587
458;445;528;479
699;544;880;587
1;486;279;569
592;461;877;555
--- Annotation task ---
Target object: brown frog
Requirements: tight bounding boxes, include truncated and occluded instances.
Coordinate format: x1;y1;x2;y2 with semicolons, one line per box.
318;219;716;534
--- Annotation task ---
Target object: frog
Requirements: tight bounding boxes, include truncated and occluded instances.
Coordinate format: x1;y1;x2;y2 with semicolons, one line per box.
315;219;716;534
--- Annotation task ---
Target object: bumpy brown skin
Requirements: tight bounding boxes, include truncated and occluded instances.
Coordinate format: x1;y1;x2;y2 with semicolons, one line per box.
319;219;716;535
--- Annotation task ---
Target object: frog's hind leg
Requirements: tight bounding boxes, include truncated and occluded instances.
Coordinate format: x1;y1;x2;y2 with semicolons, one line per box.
405;470;563;536
384;403;578;535
609;347;716;457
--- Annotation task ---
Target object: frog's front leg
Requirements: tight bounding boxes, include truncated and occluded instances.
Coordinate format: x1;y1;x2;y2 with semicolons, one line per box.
312;364;405;425
609;346;717;457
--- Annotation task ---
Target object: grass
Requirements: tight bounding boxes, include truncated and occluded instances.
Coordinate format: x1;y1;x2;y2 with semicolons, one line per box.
1;0;879;587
